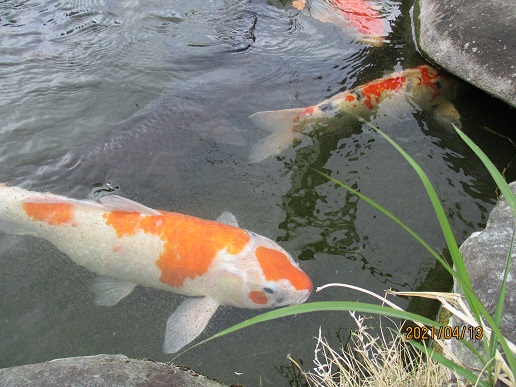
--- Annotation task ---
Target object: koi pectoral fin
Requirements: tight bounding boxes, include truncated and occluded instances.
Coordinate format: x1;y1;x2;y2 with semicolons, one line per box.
163;296;220;354
90;276;137;306
199;119;246;146
432;100;462;129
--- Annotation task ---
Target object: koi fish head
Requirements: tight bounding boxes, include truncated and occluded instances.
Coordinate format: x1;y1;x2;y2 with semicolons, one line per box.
208;232;312;309
408;65;458;101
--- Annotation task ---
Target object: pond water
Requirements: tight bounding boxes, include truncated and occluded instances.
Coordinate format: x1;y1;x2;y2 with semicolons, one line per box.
1;0;515;385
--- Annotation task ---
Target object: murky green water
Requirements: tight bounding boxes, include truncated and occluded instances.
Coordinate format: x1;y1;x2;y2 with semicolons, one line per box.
1;0;515;385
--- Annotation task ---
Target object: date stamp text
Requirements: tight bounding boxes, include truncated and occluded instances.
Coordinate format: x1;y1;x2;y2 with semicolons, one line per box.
405;325;483;341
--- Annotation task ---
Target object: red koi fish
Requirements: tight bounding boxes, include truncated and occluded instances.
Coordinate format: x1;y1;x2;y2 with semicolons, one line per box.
0;184;312;353
249;65;460;163
292;0;387;46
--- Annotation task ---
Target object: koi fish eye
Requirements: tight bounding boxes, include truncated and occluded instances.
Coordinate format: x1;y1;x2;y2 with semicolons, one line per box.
263;286;276;294
319;102;332;112
435;80;442;89
352;90;362;100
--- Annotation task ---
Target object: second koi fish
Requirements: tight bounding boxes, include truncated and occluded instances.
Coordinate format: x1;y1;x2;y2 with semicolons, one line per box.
249;65;461;163
0;184;312;353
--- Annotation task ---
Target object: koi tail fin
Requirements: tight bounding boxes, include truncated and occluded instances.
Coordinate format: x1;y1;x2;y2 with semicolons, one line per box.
248;108;305;163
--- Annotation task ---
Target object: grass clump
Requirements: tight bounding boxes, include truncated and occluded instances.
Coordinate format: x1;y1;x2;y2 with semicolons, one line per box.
289;312;464;387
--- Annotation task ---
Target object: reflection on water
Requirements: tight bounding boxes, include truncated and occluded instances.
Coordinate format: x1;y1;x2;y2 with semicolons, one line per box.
0;0;515;385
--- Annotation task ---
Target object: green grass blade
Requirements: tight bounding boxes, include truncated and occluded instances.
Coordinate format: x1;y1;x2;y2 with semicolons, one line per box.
354;122;516;358
489;226;516;363
498;226;515;325
454;125;516;218
314;169;502;362
198;301;442;349
314;170;456;277
367;125;468;286
315;170;483;325
348;120;488;337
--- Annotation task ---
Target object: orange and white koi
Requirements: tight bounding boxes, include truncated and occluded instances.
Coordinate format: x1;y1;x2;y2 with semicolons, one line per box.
0;184;312;353
249;65;460;163
292;0;387;46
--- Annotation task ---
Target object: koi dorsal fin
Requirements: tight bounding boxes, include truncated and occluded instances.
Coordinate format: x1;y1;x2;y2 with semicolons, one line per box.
99;195;161;216
25;193;104;210
216;211;239;227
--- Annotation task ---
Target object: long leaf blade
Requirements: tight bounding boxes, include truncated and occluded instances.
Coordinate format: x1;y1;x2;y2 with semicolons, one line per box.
199;301;443;348
454;125;516;218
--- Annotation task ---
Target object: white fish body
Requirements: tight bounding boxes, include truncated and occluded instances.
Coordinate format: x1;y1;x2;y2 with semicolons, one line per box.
0;184;312;353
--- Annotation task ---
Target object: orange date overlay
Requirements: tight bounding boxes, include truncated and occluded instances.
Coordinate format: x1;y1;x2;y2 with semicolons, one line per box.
405;325;483;341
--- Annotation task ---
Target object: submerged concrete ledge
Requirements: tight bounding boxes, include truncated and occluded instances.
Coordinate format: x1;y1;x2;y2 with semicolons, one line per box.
414;0;515;108
0;354;225;387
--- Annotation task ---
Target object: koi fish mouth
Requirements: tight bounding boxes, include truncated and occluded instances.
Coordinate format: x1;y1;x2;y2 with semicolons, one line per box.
289;288;312;306
298;288;312;303
269;289;311;307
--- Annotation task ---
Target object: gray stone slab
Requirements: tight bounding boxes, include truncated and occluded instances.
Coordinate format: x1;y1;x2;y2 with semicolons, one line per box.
414;0;515;108
0;354;225;387
451;182;515;369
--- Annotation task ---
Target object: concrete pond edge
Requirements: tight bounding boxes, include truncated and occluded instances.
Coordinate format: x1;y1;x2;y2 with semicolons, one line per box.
0;354;227;387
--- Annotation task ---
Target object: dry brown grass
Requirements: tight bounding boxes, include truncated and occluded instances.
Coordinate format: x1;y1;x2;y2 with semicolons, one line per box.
297;284;515;386
289;312;467;387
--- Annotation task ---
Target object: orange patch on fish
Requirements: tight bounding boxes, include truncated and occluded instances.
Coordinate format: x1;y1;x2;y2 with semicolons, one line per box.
23;202;75;226
256;246;312;291
303;106;315;116
295;106;315;122
103;212;142;238
333;0;386;37
249;290;268;305
361;76;406;109
103;211;251;287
